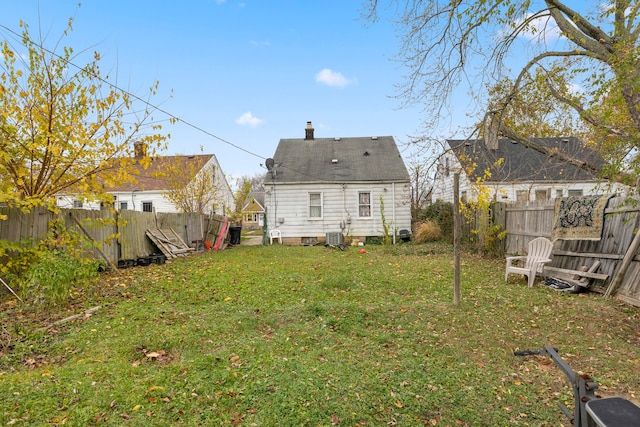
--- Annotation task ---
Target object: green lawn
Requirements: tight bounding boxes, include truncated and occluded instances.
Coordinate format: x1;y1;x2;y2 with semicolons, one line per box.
1;243;639;426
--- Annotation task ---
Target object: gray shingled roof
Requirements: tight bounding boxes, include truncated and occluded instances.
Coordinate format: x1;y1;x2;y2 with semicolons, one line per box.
447;137;606;182
265;136;409;183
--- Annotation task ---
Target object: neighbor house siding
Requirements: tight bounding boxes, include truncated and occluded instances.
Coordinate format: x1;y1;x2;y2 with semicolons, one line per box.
265;182;411;240
431;152;622;203
56;154;234;214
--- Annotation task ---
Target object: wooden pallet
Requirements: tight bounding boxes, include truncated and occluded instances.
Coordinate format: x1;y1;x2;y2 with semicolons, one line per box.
145;228;195;259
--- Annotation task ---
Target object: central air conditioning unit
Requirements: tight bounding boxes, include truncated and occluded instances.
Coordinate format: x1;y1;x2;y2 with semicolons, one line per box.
325;232;343;246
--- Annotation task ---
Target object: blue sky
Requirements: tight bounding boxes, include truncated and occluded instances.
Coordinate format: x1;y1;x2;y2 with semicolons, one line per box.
1;1;440;178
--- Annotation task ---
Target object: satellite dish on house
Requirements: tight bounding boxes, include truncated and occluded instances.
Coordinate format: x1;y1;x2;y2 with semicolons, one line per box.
265;158;275;171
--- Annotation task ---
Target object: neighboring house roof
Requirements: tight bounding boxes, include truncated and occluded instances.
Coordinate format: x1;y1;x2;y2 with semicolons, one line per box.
105;154;214;192
265;135;409;183
447;137;606;183
242;192;265;212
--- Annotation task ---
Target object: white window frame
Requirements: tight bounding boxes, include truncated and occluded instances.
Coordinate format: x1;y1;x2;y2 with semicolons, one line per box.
309;192;323;219
358;192;372;218
73;199;84;208
142;201;153;213
119;201;128;210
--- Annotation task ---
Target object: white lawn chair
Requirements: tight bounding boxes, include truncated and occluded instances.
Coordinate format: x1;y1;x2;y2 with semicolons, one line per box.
505;237;553;288
269;229;282;245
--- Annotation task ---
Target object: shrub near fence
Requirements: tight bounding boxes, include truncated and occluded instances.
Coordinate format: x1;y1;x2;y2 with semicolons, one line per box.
0;207;228;266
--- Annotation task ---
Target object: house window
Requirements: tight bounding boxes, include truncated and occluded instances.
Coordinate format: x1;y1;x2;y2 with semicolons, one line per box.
460;191;467;204
309;193;322;218
568;189;583;197
556;189;563;198
142;202;153;212
358;192;371;217
73;199;83;208
211;165;217;184
244;213;259;223
516;190;528;202
119;202;128;210
535;189;549;201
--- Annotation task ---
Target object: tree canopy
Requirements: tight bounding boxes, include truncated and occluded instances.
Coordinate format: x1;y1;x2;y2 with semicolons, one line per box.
0;19;169;212
365;0;640;188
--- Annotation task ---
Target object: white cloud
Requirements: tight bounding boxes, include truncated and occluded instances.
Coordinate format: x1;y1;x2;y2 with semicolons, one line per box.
500;13;561;43
235;112;265;128
567;82;584;97
315;68;355;88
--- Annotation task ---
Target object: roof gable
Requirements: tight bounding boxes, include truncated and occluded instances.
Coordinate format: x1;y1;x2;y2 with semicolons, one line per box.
447;137;606;182
242;192;265;212
265;136;409;183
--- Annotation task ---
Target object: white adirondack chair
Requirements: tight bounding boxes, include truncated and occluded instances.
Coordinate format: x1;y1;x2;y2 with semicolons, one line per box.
505;237;553;288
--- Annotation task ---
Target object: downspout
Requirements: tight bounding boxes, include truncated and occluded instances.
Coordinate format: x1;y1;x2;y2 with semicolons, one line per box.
392;182;396;244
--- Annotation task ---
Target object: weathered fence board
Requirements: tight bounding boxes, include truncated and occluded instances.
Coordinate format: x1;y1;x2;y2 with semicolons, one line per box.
501;197;640;306
0;208;230;265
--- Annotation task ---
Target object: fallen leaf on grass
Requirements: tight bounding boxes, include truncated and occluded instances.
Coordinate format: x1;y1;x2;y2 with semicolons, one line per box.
331;413;340;425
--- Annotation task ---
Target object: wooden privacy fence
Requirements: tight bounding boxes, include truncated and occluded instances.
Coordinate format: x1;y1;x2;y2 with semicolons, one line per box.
0;207;229;265
499;197;640;306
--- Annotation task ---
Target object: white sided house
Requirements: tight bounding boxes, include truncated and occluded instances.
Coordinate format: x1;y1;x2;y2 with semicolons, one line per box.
431;137;620;204
264;122;411;245
57;150;233;214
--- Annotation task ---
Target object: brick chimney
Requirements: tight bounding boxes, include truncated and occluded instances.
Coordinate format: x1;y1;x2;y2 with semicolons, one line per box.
305;121;314;140
134;141;147;160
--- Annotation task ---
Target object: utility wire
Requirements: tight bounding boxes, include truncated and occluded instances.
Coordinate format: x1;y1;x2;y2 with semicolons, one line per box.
0;23;265;161
0;23;371;184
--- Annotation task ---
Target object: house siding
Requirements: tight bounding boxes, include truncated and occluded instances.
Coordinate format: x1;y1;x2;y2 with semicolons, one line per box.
56;154;234;214
265;182;411;241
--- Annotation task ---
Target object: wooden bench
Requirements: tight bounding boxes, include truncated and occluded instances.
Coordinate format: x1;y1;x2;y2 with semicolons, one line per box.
544;261;608;288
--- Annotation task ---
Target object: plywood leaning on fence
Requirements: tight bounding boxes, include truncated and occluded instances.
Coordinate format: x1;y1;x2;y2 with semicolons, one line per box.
145;228;195;259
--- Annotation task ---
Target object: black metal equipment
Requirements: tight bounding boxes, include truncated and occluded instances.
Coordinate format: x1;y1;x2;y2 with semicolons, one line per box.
514;345;640;427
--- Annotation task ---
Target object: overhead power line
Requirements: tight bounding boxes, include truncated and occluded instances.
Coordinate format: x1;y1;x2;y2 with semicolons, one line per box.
0;22;351;183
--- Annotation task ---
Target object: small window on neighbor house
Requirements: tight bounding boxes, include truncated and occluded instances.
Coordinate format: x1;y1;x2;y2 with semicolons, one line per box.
556;189;563;198
309;193;322;218
460;191;467;204
73;199;83;208
211;165;217;184
535;189;549;201
568;189;583;197
142;201;153;212
358;192;371;217
119;202;128;210
516;190;528;202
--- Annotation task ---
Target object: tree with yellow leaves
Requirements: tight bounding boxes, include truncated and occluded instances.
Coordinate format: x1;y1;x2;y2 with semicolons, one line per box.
158;150;227;215
0;18;169;213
